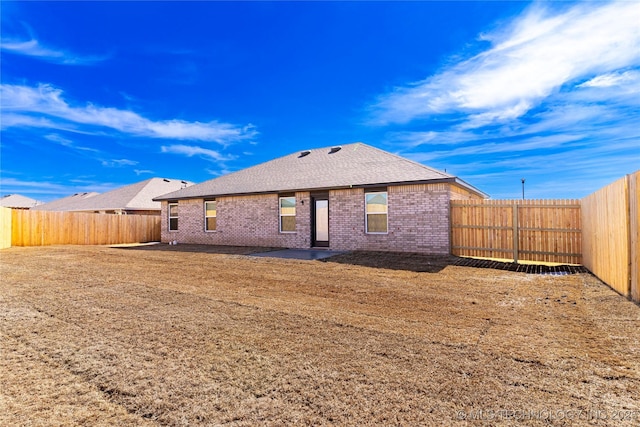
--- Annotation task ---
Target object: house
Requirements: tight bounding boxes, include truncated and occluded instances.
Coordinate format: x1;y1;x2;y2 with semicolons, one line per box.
31;192;99;211
154;143;487;254
33;178;192;215
0;194;42;209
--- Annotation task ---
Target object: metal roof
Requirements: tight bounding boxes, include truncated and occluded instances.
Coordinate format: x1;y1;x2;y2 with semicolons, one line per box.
155;143;487;200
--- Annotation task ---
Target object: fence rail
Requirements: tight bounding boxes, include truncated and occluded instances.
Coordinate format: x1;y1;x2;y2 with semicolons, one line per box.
451;199;582;265
10;210;160;247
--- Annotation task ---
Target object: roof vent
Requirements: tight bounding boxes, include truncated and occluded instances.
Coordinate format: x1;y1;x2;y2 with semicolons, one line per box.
298;150;311;158
329;146;342;154
163;179;170;182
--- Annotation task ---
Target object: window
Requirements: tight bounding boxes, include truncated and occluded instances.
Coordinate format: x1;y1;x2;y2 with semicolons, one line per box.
365;192;388;233
168;203;178;231
279;196;296;232
205;201;217;231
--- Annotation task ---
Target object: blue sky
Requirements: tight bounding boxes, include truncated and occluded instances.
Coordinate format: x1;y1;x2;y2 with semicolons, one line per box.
1;1;638;202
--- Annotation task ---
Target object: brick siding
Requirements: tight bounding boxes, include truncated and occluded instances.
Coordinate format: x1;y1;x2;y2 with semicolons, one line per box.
162;193;311;248
160;183;479;254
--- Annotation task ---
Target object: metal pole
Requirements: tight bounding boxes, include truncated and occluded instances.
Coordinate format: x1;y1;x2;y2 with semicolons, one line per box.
521;178;525;200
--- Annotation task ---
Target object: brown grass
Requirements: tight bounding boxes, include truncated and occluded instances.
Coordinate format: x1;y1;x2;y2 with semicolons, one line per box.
1;245;639;426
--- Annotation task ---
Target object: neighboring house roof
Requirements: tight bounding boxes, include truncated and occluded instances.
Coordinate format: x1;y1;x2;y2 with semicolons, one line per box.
0;194;42;208
155;142;487;200
35;178;193;212
32;192;100;211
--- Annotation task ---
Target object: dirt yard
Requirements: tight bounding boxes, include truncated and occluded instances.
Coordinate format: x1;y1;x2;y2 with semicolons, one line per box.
1;245;639;426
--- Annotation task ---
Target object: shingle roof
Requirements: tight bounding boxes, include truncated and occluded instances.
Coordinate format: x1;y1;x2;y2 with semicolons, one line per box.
32;192;99;211
0;194;42;208
34;178;193;212
155;143;487;200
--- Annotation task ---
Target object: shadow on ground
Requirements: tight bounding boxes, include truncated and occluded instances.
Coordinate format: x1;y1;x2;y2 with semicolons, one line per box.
113;243;280;256
321;251;460;273
323;251;588;275
113;244;587;275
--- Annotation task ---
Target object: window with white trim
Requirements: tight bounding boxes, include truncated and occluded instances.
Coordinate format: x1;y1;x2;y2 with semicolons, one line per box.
279;196;296;232
205;200;217;231
168;203;178;231
365;191;388;233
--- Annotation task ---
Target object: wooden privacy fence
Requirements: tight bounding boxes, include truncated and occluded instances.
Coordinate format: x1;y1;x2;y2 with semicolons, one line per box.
0;207;11;249
582;171;639;303
451;199;582;265
10;210;161;247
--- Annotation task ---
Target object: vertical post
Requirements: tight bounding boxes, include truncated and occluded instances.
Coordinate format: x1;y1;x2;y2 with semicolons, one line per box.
521;178;526;200
513;204;519;263
41;211;45;246
629;172;639;303
624;175;631;297
449;201;453;256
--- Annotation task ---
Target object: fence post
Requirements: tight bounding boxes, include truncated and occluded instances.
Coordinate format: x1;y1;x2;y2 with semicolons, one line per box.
625;175;632;297
513;204;519;263
630;172;639;303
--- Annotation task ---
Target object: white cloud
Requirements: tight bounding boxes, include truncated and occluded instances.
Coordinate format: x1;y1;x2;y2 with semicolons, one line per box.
0;112;59;130
1;83;258;143
0;177;117;198
44;133;72;145
0;37;108;65
160;144;235;161
372;1;640;126
101;159;139;167
373;0;639;200
384;131;440;148
577;70;640;88
394;90;639;166
44;133;100;153
206;168;233;177
388;68;639;199
134;169;154;176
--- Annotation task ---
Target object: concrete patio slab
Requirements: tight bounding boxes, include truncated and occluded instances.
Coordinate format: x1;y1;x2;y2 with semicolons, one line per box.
250;248;348;260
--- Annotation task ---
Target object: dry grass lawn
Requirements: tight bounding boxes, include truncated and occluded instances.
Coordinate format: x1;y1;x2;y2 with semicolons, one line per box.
1;245;639;426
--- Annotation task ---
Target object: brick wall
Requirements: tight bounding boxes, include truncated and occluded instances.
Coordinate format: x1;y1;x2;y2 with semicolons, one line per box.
326;185;451;254
161;192;311;248
160;183;467;254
